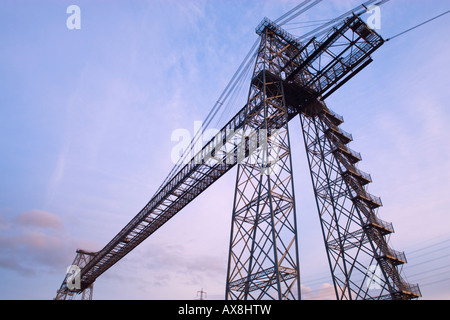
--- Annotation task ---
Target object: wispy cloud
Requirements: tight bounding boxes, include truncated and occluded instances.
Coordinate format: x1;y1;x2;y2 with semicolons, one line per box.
45;147;69;209
16;209;63;230
0;209;100;280
301;283;335;300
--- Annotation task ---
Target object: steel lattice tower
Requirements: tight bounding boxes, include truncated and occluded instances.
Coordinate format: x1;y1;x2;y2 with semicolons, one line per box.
55;5;421;300
224;16;420;300
225;28;301;299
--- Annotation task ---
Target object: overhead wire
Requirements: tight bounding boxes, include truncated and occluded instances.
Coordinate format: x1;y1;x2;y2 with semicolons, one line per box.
409;268;450;284
284;20;334;31
300;236;450;297
385;9;450;41
420;277;450;289
408;244;450;259
296;0;390;42
277;0;323;26
213;50;256;131
274;0;317;25
284;18;335;25
408;238;450;255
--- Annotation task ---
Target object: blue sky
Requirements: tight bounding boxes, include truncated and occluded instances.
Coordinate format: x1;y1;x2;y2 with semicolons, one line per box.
1;0;449;300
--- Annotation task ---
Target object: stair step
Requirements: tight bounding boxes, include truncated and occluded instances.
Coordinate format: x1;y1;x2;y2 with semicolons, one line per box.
323;108;344;126
345;167;372;185
395;283;422;299
333;145;362;164
378;248;407;266
352;190;382;208
326;126;353;144
364;216;394;235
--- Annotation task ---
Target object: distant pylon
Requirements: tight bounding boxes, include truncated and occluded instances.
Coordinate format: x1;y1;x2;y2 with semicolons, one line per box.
197;288;207;300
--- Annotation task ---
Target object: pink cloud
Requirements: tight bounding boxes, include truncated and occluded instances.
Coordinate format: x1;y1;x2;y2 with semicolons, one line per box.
0;209;101;277
16;209;63;230
0;212;10;230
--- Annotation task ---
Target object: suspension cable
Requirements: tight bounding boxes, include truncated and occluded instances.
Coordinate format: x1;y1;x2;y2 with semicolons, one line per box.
277;0;323;26
274;0;316;25
297;0;390;42
386;9;450;41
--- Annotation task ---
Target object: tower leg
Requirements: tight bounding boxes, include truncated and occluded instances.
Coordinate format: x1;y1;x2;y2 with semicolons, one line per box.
300;106;421;300
225;30;300;300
